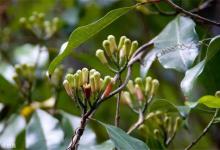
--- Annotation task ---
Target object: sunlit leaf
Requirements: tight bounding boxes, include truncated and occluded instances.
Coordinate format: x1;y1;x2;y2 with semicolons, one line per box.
79;140;114;150
48;6;134;75
180;60;205;99
99;122;149;150
141;15;199;76
181;35;220;99
140;49;157;77
154;15;199;72
26;109;64;149
0;114;25;149
198;95;220;108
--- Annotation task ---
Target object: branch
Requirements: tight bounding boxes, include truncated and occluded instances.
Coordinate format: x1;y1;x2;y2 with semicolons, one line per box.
163;0;220;27
191;0;215;13
184;108;219;150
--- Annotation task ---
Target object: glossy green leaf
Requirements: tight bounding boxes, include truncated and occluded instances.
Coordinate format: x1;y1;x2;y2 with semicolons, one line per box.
0;75;21;105
198;95;220;108
155;15;199;72
99;122;149;150
0;114;25;149
180;60;205;99
26;109;64;150
48;6;134;75
141;15;199;76
79;140;114;150
140;49;157;77
181;35;220;99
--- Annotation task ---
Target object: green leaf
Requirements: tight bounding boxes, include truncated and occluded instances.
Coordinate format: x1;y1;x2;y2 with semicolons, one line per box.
140;49;157;77
79;140;114;150
180;60;205;99
0;75;21;105
48;6;134;75
0;114;25;149
99;122;149;150
176;106;191;118
149;100;191;118
198;95;220;108
141;15;199;76
149;100;179;114
26;109;64;150
181;35;220;99
214;117;220;124
155;15;199;72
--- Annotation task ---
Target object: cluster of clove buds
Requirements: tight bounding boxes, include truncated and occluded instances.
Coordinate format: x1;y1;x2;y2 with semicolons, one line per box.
122;76;159;111
142;111;181;146
96;35;138;71
63;68;114;108
19;12;59;39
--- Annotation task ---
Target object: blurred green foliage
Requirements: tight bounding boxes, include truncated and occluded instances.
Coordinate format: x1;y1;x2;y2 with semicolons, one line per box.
0;0;220;149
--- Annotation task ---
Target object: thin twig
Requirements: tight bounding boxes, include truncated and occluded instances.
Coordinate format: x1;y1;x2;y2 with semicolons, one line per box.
163;0;220;27
127;109;144;134
185;108;219;150
115;75;122;127
191;0;215;13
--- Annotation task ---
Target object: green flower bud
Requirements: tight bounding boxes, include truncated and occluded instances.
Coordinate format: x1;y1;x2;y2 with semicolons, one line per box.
103;40;111;56
174;117;181;132
145;76;152;94
89;69;96;77
124;38;131;57
135;84;144;101
44;21;50;28
135;77;144;90
38;13;45;20
65;74;74;87
19;17;26;24
164;116;171;127
150;79;159;96
90;76;95;92
52;17;59;24
153;129;160;139
215;91;220;98
94;72;101;91
128;41;138;59
118;36;126;50
63;80;73;97
119;45;126;66
127;80;135;94
96;49;108;64
145;112;155;120
73;74;79;89
107;35;117;53
102;76;111;90
29;16;35;23
82;68;89;84
76;70;83;87
122;91;132;107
